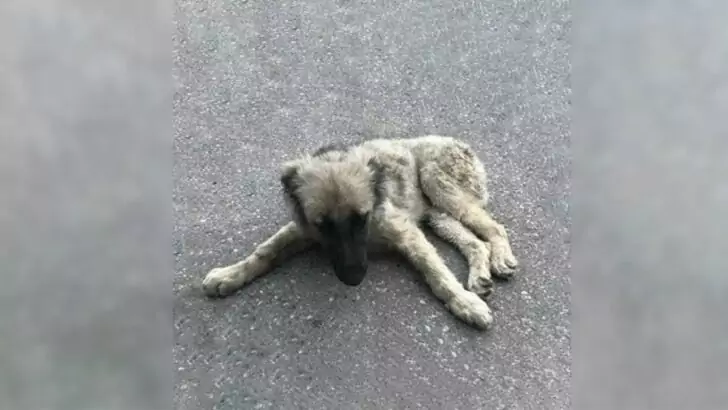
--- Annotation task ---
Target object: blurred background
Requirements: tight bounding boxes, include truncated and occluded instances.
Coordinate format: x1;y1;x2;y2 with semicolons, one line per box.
1;0;169;409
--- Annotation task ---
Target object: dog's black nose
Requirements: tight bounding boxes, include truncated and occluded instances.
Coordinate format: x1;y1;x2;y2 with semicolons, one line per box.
341;277;364;286
334;265;367;286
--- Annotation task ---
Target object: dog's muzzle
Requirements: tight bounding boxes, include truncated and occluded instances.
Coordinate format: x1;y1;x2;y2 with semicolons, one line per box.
333;262;368;286
330;245;368;286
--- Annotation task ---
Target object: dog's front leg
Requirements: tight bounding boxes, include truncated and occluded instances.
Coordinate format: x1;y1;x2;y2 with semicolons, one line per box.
379;210;494;330
202;221;311;297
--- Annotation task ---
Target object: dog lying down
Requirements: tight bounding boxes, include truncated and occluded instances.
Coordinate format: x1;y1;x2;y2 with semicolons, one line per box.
203;136;519;330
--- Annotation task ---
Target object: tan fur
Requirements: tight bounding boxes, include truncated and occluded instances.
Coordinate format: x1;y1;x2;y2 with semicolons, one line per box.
202;136;518;330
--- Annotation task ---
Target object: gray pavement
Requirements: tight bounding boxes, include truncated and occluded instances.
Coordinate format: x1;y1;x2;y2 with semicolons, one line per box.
174;0;570;408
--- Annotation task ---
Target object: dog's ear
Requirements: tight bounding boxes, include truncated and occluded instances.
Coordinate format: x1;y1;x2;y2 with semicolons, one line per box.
280;161;307;225
312;142;348;158
280;161;300;192
367;158;386;208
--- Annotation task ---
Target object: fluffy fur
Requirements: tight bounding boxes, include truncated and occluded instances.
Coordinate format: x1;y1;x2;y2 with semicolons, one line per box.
202;136;518;330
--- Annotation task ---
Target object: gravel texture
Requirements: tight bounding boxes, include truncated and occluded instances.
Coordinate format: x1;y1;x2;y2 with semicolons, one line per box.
174;0;570;408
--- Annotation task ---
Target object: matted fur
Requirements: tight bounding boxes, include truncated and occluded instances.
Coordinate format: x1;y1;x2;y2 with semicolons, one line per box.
202;136;518;330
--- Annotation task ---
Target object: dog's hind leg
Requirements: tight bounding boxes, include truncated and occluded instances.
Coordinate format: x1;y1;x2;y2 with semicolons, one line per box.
419;143;518;278
379;207;493;330
425;210;495;297
455;205;518;278
202;222;311;297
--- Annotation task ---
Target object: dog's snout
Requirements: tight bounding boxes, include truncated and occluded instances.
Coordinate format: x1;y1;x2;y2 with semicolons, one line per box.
332;256;368;285
327;236;369;287
336;264;368;286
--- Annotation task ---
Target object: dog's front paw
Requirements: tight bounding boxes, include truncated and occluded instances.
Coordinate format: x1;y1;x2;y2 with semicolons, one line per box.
447;292;494;330
202;266;244;298
490;244;518;278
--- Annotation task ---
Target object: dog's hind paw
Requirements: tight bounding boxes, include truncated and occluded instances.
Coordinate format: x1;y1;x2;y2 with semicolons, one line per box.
468;270;494;298
490;246;518;278
202;266;244;297
447;292;494;330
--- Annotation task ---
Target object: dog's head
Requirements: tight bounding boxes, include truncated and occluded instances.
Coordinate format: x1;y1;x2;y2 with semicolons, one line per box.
280;153;382;287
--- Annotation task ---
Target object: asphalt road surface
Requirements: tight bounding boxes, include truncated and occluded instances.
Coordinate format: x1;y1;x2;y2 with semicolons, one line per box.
174;0;570;408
